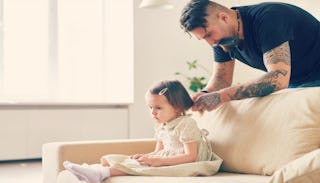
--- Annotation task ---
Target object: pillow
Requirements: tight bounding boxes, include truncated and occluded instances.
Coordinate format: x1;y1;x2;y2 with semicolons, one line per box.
195;87;320;175
267;149;320;183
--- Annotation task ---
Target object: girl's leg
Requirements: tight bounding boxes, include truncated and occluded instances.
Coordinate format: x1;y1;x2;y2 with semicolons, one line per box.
63;161;128;183
100;157;128;176
110;167;128;176
63;161;109;183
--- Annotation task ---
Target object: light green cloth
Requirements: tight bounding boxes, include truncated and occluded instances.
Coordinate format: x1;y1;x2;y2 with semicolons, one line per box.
101;116;222;176
104;154;222;176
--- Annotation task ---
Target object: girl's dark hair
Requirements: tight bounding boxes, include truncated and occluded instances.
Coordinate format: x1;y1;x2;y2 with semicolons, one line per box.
148;80;194;113
180;0;222;32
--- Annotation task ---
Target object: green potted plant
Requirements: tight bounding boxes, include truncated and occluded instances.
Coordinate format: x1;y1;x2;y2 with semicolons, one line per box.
175;60;212;92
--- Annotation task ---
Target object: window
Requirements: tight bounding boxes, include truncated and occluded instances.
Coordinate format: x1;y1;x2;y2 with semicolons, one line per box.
0;0;133;104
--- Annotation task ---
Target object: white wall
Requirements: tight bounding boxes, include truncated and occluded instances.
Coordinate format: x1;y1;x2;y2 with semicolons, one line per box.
130;0;320;138
0;106;129;160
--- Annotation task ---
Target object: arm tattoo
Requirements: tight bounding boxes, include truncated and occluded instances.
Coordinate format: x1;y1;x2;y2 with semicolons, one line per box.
202;93;221;110
229;42;290;100
214;68;230;89
263;41;291;66
213;64;232;90
231;69;288;100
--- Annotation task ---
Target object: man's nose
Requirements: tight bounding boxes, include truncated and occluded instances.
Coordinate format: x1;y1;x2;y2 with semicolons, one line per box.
205;38;215;46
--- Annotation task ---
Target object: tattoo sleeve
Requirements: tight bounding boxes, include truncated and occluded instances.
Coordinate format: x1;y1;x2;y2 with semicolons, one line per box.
202;93;221;111
230;41;291;100
263;41;291;66
213;67;231;89
209;62;234;91
231;69;288;99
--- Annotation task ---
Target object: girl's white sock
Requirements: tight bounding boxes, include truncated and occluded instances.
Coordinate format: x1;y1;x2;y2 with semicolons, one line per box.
63;161;110;183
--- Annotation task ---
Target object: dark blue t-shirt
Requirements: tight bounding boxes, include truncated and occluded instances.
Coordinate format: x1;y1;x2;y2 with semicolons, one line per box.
214;2;320;86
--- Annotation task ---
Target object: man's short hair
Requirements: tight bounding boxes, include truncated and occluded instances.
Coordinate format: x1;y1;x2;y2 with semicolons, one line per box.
180;0;226;32
180;0;211;32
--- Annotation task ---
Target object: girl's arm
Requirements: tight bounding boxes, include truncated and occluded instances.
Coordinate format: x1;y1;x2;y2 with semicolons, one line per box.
137;141;198;167
131;141;164;159
149;141;164;155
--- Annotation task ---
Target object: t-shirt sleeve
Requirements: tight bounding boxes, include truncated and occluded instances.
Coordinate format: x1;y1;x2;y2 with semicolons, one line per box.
256;7;294;53
213;45;232;62
178;118;202;143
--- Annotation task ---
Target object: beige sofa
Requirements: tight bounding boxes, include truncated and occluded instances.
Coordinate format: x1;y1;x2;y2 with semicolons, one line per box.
42;87;320;183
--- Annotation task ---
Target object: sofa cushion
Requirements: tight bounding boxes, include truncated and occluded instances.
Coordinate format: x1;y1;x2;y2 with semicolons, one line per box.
268;149;320;183
195;87;320;175
57;170;269;183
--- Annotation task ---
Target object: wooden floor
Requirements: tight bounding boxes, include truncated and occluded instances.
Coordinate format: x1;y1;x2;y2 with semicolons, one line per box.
0;159;42;183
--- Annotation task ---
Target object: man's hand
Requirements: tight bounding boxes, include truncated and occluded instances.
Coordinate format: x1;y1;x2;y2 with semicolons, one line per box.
191;91;208;113
192;92;222;112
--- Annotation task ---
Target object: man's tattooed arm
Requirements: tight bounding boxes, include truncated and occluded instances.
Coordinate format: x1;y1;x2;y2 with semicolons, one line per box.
193;41;291;112
205;61;235;92
230;69;288;99
193;41;291;111
229;41;291;100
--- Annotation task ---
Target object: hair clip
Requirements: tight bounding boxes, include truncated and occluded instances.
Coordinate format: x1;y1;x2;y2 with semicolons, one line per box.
158;88;168;95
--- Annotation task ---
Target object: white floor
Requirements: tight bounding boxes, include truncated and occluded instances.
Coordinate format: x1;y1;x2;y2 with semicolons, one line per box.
0;159;42;183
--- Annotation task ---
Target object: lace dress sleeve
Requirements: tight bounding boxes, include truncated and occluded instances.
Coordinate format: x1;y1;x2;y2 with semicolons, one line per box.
178;117;202;143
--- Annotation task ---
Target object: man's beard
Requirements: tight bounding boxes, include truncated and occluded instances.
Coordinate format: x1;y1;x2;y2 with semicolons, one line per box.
215;36;240;52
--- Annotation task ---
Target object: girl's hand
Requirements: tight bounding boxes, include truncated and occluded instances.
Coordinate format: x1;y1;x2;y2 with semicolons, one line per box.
130;154;145;160
136;156;162;167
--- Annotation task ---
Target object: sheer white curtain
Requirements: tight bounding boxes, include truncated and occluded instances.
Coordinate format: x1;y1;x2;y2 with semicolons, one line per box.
0;0;133;104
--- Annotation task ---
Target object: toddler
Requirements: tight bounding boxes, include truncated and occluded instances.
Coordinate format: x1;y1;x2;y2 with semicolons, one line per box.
63;80;222;183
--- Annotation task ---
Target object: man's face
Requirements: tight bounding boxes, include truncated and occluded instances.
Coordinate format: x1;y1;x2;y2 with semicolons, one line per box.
190;12;235;47
191;26;222;46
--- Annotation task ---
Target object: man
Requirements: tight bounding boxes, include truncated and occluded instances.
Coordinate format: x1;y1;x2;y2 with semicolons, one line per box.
180;0;320;111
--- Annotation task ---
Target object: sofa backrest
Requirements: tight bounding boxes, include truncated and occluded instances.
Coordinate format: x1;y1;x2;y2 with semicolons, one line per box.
195;87;320;175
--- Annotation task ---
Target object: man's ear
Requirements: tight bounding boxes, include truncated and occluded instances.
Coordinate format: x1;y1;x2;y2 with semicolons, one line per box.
218;12;229;23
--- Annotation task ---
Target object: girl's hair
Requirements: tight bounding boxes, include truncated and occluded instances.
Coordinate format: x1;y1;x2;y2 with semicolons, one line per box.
148;80;194;114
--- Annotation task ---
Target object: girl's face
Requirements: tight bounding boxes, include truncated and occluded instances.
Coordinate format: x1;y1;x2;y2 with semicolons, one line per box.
145;93;180;124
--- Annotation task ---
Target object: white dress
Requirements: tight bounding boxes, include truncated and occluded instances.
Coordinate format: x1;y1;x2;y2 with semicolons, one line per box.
101;115;222;176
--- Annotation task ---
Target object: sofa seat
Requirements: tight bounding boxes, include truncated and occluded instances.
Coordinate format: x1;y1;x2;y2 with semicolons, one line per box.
58;170;269;183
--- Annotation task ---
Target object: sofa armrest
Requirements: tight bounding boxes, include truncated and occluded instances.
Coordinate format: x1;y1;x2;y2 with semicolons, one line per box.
42;138;156;183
